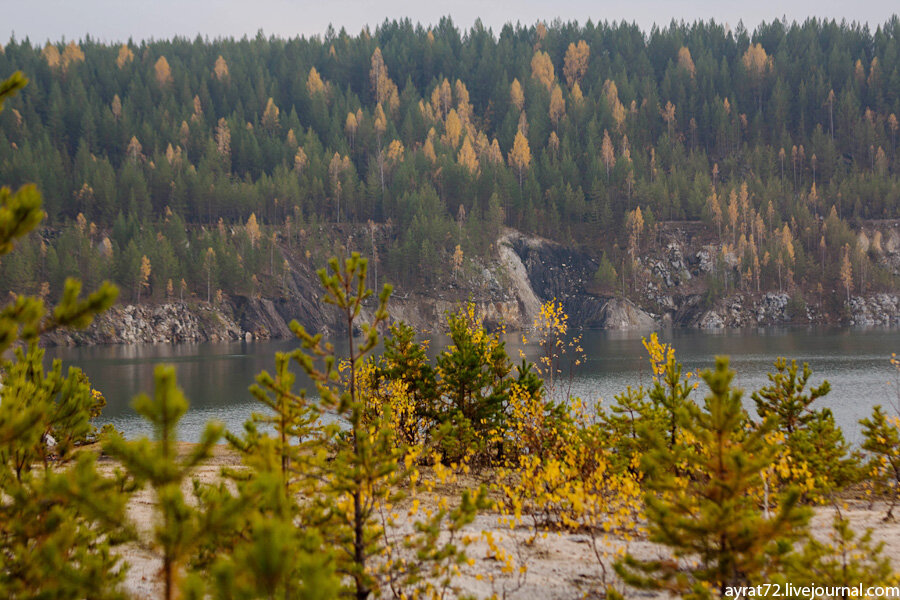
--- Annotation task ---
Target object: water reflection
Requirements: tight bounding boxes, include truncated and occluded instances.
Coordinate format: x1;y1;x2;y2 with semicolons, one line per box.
45;326;900;443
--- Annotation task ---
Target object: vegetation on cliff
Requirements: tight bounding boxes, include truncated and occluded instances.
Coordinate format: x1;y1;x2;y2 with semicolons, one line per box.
2;18;900;308
4;36;900;598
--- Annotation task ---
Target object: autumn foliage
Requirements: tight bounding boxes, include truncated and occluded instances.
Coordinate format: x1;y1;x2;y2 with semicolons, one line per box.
5;26;900;595
4;21;900;309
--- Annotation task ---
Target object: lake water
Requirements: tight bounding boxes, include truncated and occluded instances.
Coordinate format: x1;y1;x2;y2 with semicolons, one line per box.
45;327;900;444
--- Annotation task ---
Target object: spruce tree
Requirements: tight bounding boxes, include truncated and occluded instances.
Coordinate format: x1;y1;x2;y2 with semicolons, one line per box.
644;333;695;452
378;321;439;446
780;512;898;593
602;385;665;472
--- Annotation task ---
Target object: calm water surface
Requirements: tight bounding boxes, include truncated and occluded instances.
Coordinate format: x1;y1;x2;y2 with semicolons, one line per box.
45;327;900;443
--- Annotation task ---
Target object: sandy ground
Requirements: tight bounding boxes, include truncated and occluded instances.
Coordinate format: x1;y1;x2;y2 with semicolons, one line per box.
447;500;900;599
98;444;236;600
105;444;900;600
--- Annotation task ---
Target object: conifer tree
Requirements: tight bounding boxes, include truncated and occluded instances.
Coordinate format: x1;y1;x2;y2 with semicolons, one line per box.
603;385;665;472
289;253;394;599
563;40;590;88
677;46;696;77
217;256;486;599
753;358;831;435
191;335;338;599
841;243;853;301
859;404;900;520
154;56;173;87
643;333;694;452
138;254;151;303
199;514;337;600
0;70;126;600
103;366;224;600
530;50;555;90
435;304;516;463
247;352;319;481
1;341;130;600
378;321;439;445
285;254;487;599
593;253;618;293
5;22;900;303
780;513;898;592
549;84;565;128
614;357;809;599
601;130;616;181
786;408;857;500
510;79;525;111
213;55;229;81
509;131;531;188
116;44;134;68
306;67;325;95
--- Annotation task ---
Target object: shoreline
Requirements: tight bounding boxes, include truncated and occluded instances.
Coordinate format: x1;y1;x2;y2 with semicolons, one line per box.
41;294;900;349
36;228;900;348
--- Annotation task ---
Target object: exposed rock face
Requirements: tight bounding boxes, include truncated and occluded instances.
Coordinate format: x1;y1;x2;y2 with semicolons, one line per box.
42;224;900;347
230;297;299;339
877;228;900;275
848;294;900;326
693;293;797;329
366;296;526;333
598;298;657;329
646;242;693;288
498;238;542;326
501;231;656;330
44;302;243;346
697;309;725;329
46;229;663;347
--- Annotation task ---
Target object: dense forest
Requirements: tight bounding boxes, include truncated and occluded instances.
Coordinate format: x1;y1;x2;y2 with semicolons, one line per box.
2;17;900;302
2;64;900;598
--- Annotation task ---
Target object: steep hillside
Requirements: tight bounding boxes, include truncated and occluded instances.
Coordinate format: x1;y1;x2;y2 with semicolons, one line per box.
45;221;900;346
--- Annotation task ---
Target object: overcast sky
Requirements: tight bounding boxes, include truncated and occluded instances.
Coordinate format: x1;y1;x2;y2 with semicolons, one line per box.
3;0;898;44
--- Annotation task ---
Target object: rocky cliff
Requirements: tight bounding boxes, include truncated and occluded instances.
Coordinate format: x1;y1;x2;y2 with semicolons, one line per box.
45;302;243;346
45;229;658;346
627;222;900;329
43;225;900;346
500;231;656;329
